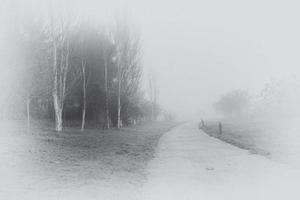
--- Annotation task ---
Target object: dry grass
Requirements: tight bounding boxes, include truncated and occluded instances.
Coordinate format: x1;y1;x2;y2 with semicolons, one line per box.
200;120;272;157
0;121;178;190
200;118;300;168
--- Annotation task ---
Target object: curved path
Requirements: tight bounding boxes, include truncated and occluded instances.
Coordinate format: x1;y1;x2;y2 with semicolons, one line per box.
142;122;300;200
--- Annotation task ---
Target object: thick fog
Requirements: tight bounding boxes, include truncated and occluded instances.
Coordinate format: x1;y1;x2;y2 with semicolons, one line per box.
2;1;300;200
132;0;300;119
2;0;300;120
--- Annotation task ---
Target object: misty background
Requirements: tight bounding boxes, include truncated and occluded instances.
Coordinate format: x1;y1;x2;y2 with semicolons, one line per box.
1;0;300;200
1;0;300;168
1;0;300;120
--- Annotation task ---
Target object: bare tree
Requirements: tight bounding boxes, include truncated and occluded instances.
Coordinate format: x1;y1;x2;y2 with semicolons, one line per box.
101;30;115;129
2;9;148;129
104;55;110;129
214;90;251;117
112;20;142;127
76;26;90;132
121;35;142;124
148;70;158;121
49;16;72;132
112;23;127;128
117;50;122;128
80;58;88;131
16;19;51;130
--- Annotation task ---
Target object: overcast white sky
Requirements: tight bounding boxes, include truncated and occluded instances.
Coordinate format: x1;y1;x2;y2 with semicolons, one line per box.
131;0;300;118
3;0;300;119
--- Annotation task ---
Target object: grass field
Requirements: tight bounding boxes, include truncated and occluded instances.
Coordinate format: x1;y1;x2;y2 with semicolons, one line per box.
0;120;178;199
201;120;272;157
200;118;300;168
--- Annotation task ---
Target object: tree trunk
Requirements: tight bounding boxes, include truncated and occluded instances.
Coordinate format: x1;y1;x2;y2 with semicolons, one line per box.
151;102;154;121
104;61;110;129
52;41;63;132
53;94;63;132
81;96;86;131
26;96;31;131
52;36;69;132
117;81;121;128
81;59;86;132
117;64;122;129
52;31;61;132
149;75;154;121
148;72;158;121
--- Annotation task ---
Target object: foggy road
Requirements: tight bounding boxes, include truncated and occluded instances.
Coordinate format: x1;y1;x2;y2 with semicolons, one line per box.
2;1;300;200
142;122;300;200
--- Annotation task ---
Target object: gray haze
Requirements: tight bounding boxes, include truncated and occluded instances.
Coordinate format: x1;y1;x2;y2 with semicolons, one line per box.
2;1;300;200
2;0;300;119
132;0;300;119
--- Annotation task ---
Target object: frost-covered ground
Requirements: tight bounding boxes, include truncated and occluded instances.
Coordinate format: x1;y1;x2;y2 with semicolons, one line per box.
0;121;176;200
143;122;300;200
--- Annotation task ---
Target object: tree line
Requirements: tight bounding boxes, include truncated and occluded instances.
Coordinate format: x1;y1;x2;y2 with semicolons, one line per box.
213;78;300;120
2;14;160;132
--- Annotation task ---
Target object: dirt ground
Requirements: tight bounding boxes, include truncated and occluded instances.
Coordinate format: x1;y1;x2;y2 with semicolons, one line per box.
0;121;177;200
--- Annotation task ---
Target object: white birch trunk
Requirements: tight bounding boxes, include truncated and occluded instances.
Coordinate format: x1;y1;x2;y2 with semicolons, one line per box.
117;63;122;129
52;37;62;132
81;59;86;132
51;31;69;132
81;105;86;131
53;94;63;132
52;43;64;132
104;61;110;129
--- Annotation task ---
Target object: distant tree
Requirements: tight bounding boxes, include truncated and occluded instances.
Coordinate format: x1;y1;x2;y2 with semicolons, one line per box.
148;70;159;121
254;78;300;119
101;29;115;129
13;19;51;130
214;90;251;117
2;10;153;131
112;19;142;128
163;110;176;122
72;23;92;131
